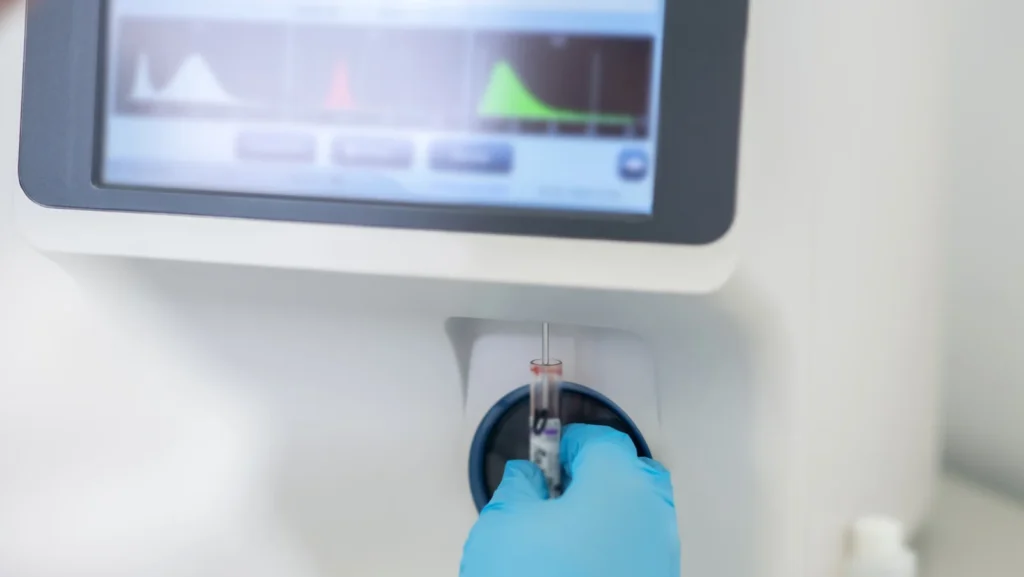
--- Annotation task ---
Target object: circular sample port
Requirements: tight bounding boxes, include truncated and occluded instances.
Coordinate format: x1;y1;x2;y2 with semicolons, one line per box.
468;382;652;512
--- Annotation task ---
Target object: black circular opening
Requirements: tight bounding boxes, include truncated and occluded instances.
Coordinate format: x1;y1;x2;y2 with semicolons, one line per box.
469;383;651;511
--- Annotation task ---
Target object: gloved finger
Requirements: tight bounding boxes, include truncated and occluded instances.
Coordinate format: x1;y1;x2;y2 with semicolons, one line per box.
483;461;548;511
639;457;676;505
640;456;669;474
561;424;638;479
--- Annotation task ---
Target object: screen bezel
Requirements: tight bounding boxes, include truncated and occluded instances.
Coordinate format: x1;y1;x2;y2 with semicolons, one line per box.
19;0;747;245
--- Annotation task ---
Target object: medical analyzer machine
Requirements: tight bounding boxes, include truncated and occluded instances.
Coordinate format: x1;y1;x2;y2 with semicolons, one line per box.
14;0;945;576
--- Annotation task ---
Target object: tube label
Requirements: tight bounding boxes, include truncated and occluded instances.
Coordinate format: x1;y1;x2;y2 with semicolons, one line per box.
529;417;562;498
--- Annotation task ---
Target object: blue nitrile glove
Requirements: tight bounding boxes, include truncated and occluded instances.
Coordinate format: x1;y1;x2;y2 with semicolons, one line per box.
460;424;679;577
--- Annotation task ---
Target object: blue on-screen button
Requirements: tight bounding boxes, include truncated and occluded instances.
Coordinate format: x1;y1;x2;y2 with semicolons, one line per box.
618;149;650;181
429;141;513;174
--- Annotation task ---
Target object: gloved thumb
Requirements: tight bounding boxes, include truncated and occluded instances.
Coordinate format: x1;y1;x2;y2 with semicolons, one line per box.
561;424;639;482
484;461;549;511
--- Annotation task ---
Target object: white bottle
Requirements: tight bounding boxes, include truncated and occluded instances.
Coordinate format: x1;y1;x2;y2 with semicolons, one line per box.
844;517;918;577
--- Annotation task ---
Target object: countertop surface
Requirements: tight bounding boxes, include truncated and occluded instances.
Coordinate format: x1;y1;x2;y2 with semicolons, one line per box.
919;476;1024;577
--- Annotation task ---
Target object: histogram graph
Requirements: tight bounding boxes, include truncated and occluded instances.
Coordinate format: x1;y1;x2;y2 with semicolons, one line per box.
114;19;287;117
478;61;635;125
130;54;248;107
289;27;466;128
470;33;652;136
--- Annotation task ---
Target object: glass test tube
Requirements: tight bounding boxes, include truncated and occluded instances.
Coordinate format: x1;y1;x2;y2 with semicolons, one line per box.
530;358;563;497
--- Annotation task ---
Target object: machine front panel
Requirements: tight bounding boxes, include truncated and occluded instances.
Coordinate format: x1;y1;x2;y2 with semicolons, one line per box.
19;0;748;244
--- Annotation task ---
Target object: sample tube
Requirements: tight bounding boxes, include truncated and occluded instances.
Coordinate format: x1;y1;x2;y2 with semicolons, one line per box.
530;358;563;497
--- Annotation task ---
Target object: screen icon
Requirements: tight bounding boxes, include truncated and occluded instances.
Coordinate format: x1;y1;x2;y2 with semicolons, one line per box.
618;149;649;181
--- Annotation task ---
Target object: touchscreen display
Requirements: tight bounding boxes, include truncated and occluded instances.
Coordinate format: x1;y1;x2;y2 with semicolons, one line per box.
101;0;665;215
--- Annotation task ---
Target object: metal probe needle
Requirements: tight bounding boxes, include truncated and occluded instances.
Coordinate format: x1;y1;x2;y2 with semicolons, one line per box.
542;322;550;365
542;323;550;403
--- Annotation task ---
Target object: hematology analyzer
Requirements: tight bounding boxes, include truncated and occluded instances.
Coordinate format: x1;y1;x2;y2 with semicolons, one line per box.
13;0;946;576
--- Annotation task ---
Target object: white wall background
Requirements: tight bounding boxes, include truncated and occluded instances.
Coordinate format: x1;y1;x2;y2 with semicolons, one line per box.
0;12;320;577
943;0;1024;502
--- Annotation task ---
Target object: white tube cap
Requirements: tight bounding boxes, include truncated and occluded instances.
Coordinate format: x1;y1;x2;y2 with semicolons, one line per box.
846;516;917;577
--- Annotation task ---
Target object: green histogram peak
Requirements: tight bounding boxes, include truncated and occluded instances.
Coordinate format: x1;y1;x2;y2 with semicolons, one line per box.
478;61;633;125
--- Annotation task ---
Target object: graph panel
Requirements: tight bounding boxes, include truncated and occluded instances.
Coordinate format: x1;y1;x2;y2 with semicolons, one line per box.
469;32;653;137
114;19;287;118
289;26;468;129
287;26;368;120
111;20;654;138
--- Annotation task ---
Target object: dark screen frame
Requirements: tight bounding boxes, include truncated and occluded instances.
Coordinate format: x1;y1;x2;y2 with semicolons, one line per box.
18;0;748;245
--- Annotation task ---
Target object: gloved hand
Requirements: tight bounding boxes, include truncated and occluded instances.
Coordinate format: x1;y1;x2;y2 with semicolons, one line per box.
460;424;679;577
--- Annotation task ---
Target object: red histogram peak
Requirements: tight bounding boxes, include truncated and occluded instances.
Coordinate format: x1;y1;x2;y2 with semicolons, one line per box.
325;61;356;110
